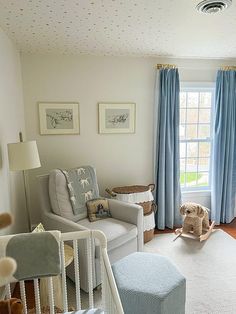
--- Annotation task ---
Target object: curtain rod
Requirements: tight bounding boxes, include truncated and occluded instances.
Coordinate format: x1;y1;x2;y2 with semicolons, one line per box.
156;64;236;70
156;63;177;69
220;66;236;70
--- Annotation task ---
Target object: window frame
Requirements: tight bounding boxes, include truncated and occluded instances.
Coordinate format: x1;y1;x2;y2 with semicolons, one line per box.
179;82;215;192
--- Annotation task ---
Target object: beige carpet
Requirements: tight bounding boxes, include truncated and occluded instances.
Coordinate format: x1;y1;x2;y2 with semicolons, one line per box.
144;230;236;314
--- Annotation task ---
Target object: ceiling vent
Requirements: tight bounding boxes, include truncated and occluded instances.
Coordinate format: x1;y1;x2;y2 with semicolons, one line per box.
196;0;232;13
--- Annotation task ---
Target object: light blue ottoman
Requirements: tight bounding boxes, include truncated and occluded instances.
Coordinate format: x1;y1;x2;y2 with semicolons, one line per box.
112;252;186;314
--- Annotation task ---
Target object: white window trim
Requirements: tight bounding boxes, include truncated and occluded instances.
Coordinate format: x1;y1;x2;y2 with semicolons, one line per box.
182;190;211;197
180;82;215;193
181;81;215;89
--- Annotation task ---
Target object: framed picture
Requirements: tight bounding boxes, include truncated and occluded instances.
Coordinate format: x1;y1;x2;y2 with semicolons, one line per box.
98;103;136;134
38;102;79;135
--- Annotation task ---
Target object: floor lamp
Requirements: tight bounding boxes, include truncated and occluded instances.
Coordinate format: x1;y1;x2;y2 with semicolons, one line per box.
7;132;41;231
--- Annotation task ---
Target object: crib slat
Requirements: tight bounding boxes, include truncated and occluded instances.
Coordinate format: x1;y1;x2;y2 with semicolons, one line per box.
100;248;106;311
34;279;41;314
5;284;11;299
100;247;124;314
73;239;81;310
60;241;68;312
19;281;27;314
47;277;55;314
87;235;94;309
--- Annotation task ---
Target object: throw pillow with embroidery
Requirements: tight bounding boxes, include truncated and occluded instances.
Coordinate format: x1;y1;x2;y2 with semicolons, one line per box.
86;198;112;222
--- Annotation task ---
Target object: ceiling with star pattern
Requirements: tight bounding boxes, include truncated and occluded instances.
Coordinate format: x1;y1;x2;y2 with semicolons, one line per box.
0;0;235;58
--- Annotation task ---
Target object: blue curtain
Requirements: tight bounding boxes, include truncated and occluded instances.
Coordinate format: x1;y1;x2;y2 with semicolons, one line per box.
211;70;236;224
154;68;182;229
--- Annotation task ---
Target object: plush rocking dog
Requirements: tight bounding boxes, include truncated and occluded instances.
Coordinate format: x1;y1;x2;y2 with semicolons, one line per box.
175;202;215;242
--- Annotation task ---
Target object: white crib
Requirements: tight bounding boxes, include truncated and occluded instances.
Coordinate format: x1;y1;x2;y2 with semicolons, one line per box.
4;230;124;314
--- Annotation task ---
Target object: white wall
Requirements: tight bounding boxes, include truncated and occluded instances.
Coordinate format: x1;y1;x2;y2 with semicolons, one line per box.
0;28;27;233
21;54;236;224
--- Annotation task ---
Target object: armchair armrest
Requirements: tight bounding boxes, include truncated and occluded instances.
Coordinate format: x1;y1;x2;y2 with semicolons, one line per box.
42;212;88;233
108;199;144;251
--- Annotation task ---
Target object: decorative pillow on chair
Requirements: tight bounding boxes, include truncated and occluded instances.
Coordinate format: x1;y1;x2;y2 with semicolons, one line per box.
86;198;112;222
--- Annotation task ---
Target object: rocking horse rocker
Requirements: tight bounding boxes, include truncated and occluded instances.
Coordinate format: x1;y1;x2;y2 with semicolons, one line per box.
174;202;215;242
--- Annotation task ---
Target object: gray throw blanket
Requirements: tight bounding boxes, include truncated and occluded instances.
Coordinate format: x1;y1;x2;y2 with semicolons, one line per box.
0;231;61;282
61;166;99;216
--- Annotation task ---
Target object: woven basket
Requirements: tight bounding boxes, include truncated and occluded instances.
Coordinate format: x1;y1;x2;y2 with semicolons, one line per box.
144;229;154;243
107;184;155;215
138;201;152;215
143;209;155;243
106;184;156;243
112;184;155;194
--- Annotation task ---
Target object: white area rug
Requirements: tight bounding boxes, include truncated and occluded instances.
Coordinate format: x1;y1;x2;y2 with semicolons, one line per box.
144;230;236;314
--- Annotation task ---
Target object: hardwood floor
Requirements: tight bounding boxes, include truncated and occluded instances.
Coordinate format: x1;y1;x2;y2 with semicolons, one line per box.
13;281;35;309
155;218;236;239
216;218;236;238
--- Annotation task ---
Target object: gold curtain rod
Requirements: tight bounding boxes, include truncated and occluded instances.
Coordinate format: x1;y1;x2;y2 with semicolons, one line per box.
156;63;177;69
220;66;236;71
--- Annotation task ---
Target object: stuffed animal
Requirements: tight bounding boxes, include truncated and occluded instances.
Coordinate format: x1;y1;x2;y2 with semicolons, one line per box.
0;213;17;287
0;298;23;314
0;213;23;314
180;202;210;237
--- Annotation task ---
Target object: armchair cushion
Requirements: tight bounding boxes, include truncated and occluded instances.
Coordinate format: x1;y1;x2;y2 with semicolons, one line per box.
78;218;137;256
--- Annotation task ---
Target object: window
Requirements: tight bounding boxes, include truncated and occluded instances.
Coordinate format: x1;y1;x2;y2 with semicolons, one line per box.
180;85;214;190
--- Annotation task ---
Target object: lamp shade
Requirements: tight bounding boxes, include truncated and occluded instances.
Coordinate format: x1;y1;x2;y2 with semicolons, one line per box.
7;141;41;171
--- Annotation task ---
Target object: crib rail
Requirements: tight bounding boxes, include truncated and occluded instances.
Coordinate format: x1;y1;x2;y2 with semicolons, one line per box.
5;230;123;314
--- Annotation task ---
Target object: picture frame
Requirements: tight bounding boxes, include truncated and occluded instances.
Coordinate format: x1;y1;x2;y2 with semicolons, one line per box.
98;103;136;134
38;102;79;135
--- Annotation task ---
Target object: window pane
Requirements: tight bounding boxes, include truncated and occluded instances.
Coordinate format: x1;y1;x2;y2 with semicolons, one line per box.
180;88;213;190
199;142;210;157
187;109;198;123
187;93;198;108
199;109;211;123
180;172;185;186
199;158;209;171
197;172;209;186
198;125;210;139
180;109;186;124
187;142;198;158
186;125;197;140
200;92;211;108
179;125;185;140
180;92;186;108
186;158;198;172
180;143;186;158
186;172;197;187
180;159;185;171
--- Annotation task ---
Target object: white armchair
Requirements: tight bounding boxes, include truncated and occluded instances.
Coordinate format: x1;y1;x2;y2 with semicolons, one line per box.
37;172;143;292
